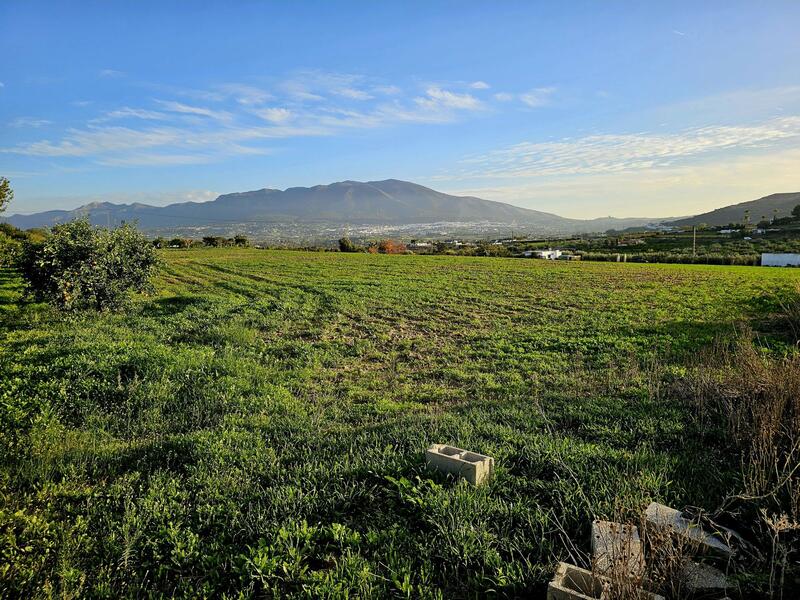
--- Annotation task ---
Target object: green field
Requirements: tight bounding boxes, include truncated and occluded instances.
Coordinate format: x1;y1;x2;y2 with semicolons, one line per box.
1;249;798;598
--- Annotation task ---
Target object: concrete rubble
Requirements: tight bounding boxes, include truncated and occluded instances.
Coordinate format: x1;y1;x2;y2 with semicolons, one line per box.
546;562;665;600
644;502;734;559
591;520;645;578
680;560;729;594
546;502;738;599
425;444;494;486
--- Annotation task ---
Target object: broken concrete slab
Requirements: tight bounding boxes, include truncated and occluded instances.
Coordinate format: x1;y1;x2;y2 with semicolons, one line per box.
546;562;664;600
644;502;734;559
591;520;645;578
680;560;728;594
425;444;494;486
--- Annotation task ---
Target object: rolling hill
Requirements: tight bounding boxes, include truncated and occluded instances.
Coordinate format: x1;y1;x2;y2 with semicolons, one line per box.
670;192;800;227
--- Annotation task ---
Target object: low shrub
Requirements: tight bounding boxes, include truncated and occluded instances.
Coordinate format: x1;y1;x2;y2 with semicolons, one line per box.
17;219;159;311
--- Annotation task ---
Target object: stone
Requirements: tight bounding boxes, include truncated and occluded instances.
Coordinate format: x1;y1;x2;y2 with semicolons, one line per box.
425;444;494;486
546;562;665;600
680;561;728;594
591;520;645;578
644;502;734;559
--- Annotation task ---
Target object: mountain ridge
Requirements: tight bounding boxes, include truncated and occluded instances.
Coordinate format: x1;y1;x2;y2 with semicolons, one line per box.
669;192;800;227
5;178;669;233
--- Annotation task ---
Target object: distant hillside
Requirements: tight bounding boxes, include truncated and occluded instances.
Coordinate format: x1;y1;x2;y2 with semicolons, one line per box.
4;179;666;234
670;192;800;227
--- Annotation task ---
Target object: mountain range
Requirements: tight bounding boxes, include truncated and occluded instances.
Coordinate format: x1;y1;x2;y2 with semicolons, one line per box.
3;179;665;234
6;179;799;236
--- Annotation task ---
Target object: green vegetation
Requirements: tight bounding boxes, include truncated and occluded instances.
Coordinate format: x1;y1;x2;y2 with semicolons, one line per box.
1;248;798;597
17;220;159;311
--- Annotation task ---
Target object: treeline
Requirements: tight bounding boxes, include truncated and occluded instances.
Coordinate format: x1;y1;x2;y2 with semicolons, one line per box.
151;235;250;248
578;251;761;265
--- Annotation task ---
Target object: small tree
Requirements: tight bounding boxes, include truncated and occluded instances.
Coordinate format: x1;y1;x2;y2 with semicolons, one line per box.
377;239;406;254
0;177;12;214
338;236;359;252
233;235;249;247
169;237;190;248
792;204;800;220
18;220;159;311
202;236;225;247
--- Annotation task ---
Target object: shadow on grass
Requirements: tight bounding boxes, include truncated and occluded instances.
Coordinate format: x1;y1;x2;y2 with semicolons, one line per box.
137;295;208;318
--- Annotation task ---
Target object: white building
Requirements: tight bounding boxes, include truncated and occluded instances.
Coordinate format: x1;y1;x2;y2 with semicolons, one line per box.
523;249;562;259
762;253;800;267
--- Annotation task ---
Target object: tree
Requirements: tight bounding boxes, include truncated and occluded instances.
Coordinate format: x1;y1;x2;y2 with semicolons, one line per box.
17;220;159;311
202;236;225;247
377;239;406;254
792;204;800;220
338;237;360;252
169;237;190;248
0;177;13;214
233;235;249;247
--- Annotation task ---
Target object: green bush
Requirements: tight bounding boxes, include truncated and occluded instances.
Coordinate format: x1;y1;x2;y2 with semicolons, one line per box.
17;220;159;311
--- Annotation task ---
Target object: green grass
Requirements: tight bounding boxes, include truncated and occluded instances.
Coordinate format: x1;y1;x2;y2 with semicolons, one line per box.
1;249;798;598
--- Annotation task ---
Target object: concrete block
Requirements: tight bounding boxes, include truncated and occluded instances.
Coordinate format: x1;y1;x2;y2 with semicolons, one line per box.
546;562;664;600
644;502;733;559
680;561;728;594
425;444;494;486
591;520;645;578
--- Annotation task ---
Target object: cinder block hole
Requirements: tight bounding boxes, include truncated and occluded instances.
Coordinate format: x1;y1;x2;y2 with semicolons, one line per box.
440;446;461;456
461;452;484;462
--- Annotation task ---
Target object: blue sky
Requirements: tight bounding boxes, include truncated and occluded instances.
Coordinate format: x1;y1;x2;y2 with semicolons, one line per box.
2;1;800;218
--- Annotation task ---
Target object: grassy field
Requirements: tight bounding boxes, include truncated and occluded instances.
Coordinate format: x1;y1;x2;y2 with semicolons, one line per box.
1;249;798;598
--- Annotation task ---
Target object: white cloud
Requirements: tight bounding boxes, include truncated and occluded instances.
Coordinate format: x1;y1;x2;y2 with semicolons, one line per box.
374;85;401;95
94;107;169;122
519;86;556;108
414;87;483;111
254;107;293;124
455;116;800;179
493;92;514;102
99;69;124;78
335;87;373;100
470;81;490;89
216;83;272;105
444;147;800;219
2;73;504;168
154;100;232;121
9;117;52;128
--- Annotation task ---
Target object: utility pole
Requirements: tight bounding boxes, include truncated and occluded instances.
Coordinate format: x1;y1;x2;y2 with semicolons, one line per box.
692;226;696;257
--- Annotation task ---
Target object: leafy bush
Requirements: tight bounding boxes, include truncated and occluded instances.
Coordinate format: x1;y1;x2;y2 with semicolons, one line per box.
17;219;159;311
338;236;361;252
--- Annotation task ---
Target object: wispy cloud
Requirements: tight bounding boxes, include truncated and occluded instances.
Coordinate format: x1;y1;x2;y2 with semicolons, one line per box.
92;107;169;122
154;100;232;121
452;116;800;179
414;86;483;111
253;107;293;124
470;81;490;89
8;117;52;128
2;71;501;167
99;69;124;78
216;83;272;105
519;86;556;108
443;147;800;219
